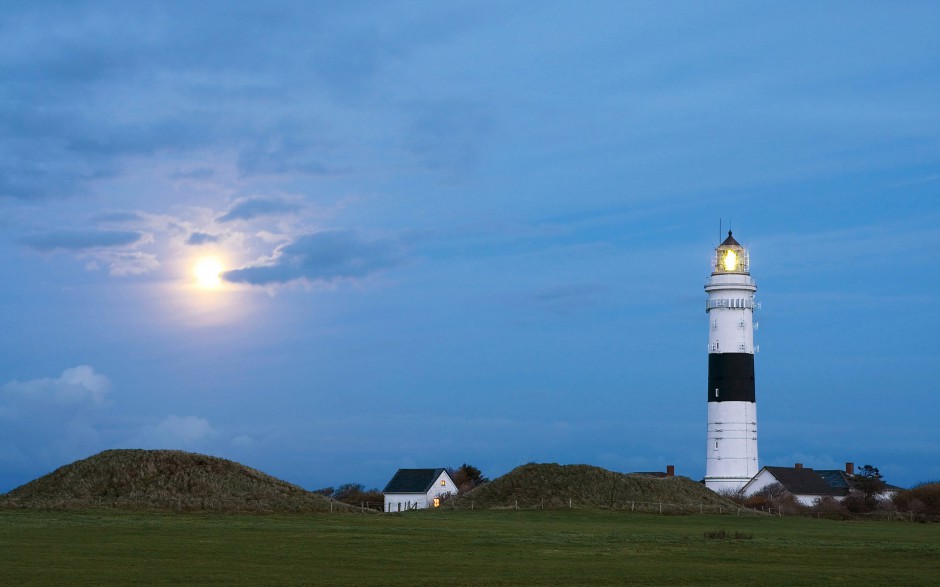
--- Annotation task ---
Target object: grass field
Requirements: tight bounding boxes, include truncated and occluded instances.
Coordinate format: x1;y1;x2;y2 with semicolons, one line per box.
1;509;938;586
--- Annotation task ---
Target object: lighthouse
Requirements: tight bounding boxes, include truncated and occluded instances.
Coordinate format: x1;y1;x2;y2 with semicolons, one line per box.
704;231;758;492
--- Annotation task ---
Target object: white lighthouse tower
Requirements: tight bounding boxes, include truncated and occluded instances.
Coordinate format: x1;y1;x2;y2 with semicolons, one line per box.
704;231;758;492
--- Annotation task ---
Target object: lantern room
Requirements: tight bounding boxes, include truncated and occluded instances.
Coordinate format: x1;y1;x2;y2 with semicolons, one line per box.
713;231;749;275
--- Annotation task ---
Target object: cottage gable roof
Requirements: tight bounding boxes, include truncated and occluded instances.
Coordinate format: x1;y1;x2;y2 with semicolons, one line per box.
816;469;902;494
383;468;448;494
762;466;843;497
816;470;852;492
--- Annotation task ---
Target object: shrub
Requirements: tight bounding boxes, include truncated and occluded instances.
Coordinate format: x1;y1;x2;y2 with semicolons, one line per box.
742;483;805;515
811;497;850;520
893;481;940;518
704;529;753;541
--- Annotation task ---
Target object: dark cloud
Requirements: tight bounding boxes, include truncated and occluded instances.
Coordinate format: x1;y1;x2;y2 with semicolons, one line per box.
217;196;301;222
19;229;143;252
223;230;400;286
186;232;220;245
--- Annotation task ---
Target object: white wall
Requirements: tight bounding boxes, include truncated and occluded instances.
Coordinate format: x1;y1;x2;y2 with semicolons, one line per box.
384;492;428;512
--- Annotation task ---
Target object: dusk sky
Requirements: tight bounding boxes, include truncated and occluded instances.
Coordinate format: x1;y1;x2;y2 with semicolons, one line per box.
2;1;939;493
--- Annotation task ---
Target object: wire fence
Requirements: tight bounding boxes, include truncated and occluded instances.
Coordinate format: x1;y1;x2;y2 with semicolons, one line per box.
424;498;766;517
419;498;934;521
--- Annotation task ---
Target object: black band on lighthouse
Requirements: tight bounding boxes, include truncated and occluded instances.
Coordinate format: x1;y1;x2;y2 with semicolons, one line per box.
707;353;755;402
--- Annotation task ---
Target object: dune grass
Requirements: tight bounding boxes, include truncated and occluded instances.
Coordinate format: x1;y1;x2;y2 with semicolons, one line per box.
453;463;740;511
1;508;937;586
2;449;355;513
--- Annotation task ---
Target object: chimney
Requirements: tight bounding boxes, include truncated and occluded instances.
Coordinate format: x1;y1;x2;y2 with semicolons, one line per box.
846;462;854;476
794;463;803;469
666;465;675;477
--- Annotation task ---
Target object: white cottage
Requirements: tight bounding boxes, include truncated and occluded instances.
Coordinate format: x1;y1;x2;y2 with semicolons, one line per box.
741;466;844;506
383;468;455;512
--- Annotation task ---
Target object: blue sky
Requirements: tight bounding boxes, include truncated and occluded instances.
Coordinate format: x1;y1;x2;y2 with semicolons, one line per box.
1;1;938;492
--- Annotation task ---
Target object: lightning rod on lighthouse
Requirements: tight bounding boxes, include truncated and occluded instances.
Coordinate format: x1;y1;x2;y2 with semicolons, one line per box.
704;231;759;492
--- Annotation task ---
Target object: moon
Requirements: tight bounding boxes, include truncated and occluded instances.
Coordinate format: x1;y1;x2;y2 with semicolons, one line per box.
193;256;224;289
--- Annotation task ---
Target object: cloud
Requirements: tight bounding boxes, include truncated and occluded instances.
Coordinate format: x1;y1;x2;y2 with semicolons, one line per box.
135;415;216;448
17;224;160;275
96;251;160;276
1;365;111;406
19;229;143;252
91;211;146;224
0;366;114;489
171;167;215;180
186;231;221;245
236;134;335;177
217;196;302;222
222;230;401;286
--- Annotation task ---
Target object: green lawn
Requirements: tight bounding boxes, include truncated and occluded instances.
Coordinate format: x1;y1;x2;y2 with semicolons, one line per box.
1;509;937;585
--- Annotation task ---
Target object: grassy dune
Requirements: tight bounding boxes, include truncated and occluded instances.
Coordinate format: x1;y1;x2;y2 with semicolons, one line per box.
454;463;740;511
1;509;937;586
1;449;354;513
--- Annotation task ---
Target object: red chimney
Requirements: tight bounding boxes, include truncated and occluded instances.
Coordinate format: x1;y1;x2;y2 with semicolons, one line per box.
666;465;675;477
846;462;854;475
795;463;803;469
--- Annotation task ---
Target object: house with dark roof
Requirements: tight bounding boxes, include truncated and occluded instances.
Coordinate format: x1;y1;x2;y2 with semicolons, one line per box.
383;468;455;512
741;465;844;506
741;462;900;505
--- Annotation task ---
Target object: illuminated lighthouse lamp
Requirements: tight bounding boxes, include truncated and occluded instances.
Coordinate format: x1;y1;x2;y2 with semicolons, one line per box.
715;238;749;274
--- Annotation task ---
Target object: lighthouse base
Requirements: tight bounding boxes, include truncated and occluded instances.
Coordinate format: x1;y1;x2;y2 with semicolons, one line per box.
704;477;753;493
705;400;758;493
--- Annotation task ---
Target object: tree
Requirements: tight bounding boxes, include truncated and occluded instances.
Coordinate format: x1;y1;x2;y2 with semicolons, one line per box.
331;483;384;510
845;464;887;513
333;483;365;501
448;464;488;494
854;465;886;499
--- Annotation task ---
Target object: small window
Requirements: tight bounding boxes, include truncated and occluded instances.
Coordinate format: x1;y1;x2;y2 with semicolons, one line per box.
433;498;440;508
440;479;446;486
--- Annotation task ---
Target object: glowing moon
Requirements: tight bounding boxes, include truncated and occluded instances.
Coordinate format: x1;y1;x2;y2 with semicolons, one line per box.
193;257;224;289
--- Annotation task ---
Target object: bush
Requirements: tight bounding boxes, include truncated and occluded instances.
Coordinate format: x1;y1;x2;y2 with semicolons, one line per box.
742;483;805;515
811;497;850;520
704;529;753;541
893;482;940;518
